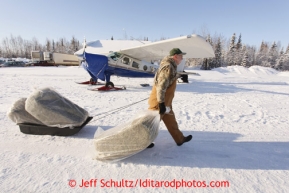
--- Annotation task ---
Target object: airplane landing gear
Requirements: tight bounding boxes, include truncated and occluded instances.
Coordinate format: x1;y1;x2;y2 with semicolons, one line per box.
105;81;115;88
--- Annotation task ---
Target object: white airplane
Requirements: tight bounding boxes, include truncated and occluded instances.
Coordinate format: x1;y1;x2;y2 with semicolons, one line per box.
74;34;215;88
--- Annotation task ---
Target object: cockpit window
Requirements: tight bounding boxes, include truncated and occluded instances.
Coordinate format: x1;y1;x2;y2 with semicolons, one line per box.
108;52;121;61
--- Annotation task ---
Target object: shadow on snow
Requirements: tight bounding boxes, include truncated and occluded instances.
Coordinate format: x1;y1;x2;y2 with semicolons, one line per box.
123;130;289;170
177;80;289;96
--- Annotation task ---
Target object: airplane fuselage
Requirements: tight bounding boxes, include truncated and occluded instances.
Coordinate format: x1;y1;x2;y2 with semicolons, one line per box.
103;53;158;81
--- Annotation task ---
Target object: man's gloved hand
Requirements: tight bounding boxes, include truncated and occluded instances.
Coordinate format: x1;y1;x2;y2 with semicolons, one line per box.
159;102;166;115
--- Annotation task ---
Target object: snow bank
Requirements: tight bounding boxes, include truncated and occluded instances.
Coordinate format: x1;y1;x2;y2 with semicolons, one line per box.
210;65;280;78
249;65;279;75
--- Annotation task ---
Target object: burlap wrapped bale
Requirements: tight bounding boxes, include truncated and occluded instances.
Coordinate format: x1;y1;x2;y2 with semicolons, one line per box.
25;88;89;128
94;110;160;162
7;98;44;125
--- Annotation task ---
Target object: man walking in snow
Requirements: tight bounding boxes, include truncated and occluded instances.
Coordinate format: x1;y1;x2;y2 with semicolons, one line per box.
148;48;192;146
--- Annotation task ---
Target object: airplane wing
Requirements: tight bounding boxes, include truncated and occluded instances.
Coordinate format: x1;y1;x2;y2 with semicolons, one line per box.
118;34;215;63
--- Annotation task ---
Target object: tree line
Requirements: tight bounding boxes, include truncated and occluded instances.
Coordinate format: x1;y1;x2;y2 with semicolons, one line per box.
196;33;289;71
0;35;80;59
1;33;289;71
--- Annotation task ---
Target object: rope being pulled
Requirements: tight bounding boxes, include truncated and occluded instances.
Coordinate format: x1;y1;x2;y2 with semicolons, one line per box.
89;97;149;122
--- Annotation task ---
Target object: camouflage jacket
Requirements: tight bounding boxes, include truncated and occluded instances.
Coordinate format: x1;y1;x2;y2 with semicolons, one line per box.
154;56;178;103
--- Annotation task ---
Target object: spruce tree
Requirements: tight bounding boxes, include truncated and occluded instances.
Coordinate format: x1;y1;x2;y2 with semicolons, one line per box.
275;48;284;70
246;46;256;67
236;34;242;50
214;38;222;68
256;41;268;66
235;34;242;65
241;46;248;67
268;41;278;68
227;33;236;66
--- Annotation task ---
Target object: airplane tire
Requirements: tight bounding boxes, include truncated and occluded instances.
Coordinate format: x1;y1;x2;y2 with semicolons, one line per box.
89;78;96;85
105;82;114;87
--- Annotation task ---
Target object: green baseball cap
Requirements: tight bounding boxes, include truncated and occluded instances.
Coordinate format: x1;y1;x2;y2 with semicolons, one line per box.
170;48;186;56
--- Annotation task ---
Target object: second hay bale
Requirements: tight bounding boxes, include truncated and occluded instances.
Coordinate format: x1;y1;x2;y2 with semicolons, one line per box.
25;88;89;128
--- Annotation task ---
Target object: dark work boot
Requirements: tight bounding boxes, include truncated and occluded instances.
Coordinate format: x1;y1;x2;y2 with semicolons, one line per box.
177;135;192;146
147;143;154;148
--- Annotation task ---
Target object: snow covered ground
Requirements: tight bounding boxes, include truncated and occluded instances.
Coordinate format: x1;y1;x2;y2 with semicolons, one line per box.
0;65;288;192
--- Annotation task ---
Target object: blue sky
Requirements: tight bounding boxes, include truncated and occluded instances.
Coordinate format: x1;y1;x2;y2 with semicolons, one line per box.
1;0;288;48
